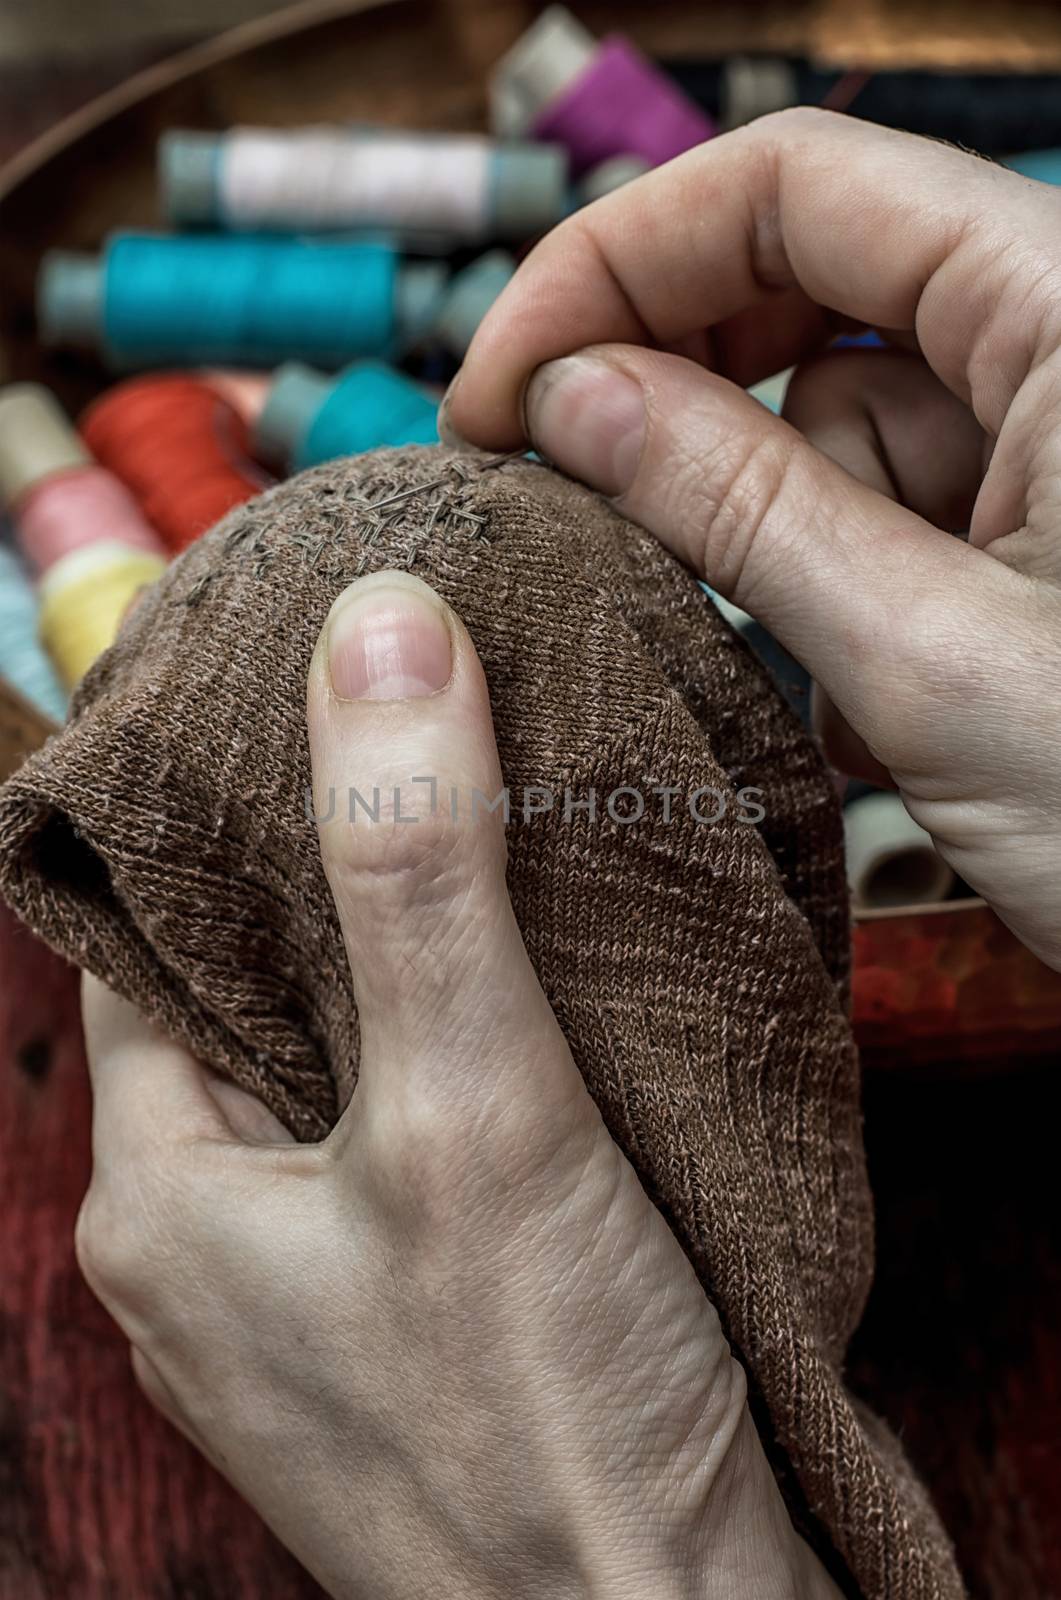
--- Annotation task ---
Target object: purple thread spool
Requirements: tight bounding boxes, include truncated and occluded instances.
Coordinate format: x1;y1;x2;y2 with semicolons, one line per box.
533;36;715;175
492;7;714;177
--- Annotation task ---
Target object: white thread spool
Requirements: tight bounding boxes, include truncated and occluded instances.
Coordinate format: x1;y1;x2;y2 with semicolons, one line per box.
844;792;955;910
162;128;567;244
226;129;489;235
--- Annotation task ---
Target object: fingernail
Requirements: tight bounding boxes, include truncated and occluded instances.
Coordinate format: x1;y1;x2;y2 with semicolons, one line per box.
437;371;468;448
326;574;453;702
523;355;645;497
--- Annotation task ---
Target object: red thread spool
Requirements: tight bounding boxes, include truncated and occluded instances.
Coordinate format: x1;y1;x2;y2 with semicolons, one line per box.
80;374;270;554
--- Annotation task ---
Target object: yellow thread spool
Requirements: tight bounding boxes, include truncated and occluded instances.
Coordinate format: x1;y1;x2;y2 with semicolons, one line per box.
38;540;167;687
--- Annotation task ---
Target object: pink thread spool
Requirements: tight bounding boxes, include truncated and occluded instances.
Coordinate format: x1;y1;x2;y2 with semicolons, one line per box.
19;469;165;573
492;6;715;176
0;384;164;577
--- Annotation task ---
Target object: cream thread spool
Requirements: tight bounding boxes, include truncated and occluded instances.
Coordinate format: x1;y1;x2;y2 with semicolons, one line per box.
843;791;955;910
0;383;89;506
0;383;166;575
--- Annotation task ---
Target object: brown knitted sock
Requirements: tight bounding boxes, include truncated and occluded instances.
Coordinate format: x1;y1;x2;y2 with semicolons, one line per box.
0;448;963;1600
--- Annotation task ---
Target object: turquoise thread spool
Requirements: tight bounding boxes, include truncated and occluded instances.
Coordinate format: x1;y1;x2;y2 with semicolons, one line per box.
38;234;446;370
256;362;439;472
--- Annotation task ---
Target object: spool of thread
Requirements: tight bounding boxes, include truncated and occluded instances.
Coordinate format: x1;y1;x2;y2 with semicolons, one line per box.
38;540;168;689
38;235;446;370
160;128;567;245
0;383;165;575
844;791;955;910
81;374;267;553
255;361;439;473
0;545;67;723
434;251;516;357
490;5;715;175
0;385;169;689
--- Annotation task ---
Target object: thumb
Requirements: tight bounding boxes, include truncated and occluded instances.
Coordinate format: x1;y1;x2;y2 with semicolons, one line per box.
520;345;1023;781
306;569;590;1145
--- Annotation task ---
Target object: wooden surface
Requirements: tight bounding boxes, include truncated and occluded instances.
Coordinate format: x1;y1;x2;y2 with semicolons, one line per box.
2;902;1058;1599
0;907;325;1599
814;0;1061;69
0;0;293;65
5;0;1059;76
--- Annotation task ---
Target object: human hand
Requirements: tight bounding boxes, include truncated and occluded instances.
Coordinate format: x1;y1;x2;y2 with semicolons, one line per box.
442;109;1061;970
76;570;839;1600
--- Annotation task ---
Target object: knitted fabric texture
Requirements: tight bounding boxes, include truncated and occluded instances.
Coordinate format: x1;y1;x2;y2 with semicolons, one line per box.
0;447;963;1600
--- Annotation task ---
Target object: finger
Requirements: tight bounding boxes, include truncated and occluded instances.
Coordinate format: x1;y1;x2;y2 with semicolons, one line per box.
81;973;295;1161
811;684;892;789
443;109;1061;484
306;569;588;1129
517;343;1034;782
782;346;987;531
781;347;988;782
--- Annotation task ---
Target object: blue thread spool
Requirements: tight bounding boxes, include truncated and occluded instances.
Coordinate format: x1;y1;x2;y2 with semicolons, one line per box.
255;362;439;472
0;543;68;723
37;234;446;370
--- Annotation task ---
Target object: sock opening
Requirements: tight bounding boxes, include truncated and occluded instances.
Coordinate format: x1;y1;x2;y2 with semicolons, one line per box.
27;811;115;909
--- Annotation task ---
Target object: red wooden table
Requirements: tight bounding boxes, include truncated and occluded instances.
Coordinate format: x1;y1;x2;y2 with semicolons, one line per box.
0;906;323;1599
3;901;1059;1598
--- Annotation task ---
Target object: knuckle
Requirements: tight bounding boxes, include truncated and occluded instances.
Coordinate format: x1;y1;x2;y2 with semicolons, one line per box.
674;427;803;605
74;1191;149;1303
390;1088;462;1212
326;781;506;926
356;1083;470;1245
363;1068;601;1241
780;348;859;418
753;104;838;142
